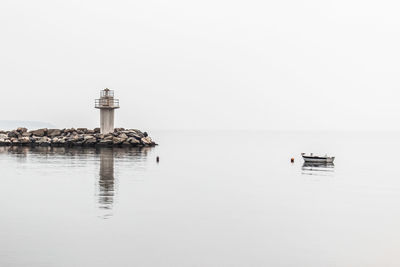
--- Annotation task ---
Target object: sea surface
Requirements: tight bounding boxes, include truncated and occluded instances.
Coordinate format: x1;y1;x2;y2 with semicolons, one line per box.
1;131;400;267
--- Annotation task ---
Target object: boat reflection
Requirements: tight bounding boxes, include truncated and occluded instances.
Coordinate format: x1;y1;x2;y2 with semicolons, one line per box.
301;162;335;176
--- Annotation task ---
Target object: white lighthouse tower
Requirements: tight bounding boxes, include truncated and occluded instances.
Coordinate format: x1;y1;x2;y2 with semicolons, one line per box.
95;88;120;134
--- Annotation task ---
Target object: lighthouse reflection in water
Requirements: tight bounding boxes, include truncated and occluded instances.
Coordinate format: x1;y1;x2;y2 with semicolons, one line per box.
97;148;115;215
96;147;151;218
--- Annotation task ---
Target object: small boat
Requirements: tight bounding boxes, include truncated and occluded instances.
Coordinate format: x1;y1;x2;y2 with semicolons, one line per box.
301;153;335;163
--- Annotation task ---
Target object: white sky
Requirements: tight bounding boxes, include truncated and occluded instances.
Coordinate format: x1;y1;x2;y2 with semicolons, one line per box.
1;0;399;131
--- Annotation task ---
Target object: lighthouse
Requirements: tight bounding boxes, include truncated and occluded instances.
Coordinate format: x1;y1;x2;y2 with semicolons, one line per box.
95;88;120;134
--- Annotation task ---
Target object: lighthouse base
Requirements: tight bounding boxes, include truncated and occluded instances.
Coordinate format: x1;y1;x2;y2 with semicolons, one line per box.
100;109;115;134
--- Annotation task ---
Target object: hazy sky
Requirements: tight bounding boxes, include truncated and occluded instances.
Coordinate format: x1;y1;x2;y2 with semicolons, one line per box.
1;0;399;130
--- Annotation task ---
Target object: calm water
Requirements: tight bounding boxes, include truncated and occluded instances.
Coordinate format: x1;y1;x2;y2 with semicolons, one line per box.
2;131;400;267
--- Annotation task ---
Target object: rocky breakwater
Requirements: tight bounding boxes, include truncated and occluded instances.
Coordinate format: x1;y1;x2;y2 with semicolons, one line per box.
0;128;157;147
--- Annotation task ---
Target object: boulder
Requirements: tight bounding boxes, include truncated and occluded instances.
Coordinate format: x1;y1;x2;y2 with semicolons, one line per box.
18;137;30;144
141;137;153;146
64;128;75;133
126;132;143;140
38;137;50;142
22;132;31;137
104;135;113;141
128;137;141;145
30;128;47;137
8;131;19;138
17;127;28;133
48;129;62;137
84;138;97;146
83;135;94;140
118;133;128;139
112;137;124;145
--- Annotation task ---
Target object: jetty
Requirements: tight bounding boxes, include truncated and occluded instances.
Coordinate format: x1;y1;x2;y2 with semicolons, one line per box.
0;128;156;147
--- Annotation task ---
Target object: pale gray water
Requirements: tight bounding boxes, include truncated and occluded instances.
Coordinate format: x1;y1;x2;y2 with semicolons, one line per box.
1;131;400;267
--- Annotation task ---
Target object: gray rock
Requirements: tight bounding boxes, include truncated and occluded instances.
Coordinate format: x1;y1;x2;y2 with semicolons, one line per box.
84;138;97;145
128;137;141;145
112;137;124;145
48;129;62;137
126;132;143;140
118;133;128;139
77;128;88;133
104;135;113;141
94;133;103;139
8;131;19;138
38;137;50;143
83;135;94;140
30;128;47;137
18;137;30;144
22;132;31;137
17;127;28;133
141;137;153;146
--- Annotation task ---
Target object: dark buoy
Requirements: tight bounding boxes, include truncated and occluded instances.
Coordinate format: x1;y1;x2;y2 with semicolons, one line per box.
291;157;294;163
156;156;159;163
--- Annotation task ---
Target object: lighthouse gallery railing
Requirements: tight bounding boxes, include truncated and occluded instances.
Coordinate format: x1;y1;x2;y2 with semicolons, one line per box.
95;99;120;108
